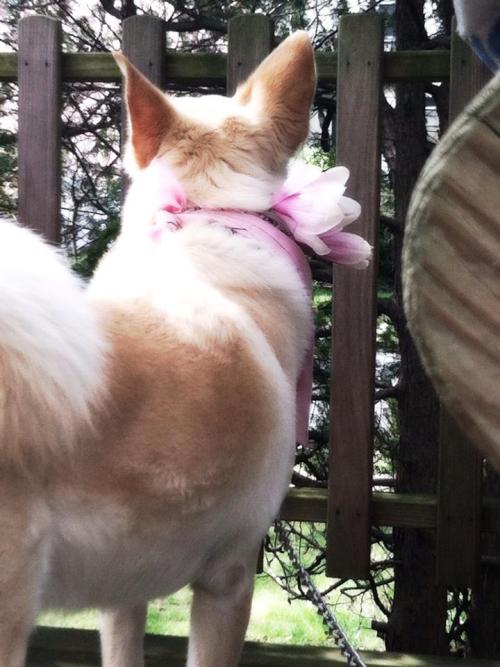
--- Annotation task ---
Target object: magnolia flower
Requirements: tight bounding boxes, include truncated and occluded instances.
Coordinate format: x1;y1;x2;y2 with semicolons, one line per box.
271;161;371;269
144;158;372;270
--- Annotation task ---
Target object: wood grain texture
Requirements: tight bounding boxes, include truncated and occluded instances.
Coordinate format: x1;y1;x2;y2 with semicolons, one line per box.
120;16;166;191
281;489;438;529
327;14;383;579
17;16;61;242
435;28;491;589
226;15;273;95
403;65;500;598
437;412;483;586
0;50;453;84
449;28;491;123
280;487;500;533
122;15;166;87
282;489;438;529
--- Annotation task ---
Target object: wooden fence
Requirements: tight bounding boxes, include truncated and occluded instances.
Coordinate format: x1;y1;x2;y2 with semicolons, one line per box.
0;11;498;597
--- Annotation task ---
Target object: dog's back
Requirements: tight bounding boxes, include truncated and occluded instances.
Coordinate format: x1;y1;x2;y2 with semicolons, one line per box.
0;32;316;667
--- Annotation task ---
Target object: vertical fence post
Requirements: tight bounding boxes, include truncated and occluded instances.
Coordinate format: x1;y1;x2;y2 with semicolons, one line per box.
436;24;491;588
18;16;62;242
227;14;273;576
226;15;273;96
122;15;166;94
121;15;166;185
327;14;383;579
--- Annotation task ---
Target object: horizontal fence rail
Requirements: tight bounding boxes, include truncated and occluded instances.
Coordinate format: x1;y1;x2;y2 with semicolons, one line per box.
281;488;500;534
0;49;452;84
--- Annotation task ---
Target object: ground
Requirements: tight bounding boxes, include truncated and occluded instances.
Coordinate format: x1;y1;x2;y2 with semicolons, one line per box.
39;574;384;650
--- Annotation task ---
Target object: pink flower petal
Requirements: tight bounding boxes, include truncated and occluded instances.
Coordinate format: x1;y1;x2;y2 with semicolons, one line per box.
274;161;322;202
338;196;361;226
274;189;347;236
294;227;331;255
320;231;372;268
271;162;365;261
274;162;351;205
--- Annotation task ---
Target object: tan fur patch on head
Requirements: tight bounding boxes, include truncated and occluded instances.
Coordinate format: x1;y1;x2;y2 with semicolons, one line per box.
164;116;282;178
116;32;316;208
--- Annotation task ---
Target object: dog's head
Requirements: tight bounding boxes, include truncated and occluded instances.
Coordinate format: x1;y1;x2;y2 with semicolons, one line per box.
115;32;316;211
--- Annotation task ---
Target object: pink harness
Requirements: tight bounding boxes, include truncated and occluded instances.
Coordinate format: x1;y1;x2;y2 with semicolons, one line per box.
145;159;370;446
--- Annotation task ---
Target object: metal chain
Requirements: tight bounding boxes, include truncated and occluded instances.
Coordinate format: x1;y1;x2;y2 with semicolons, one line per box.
273;520;367;667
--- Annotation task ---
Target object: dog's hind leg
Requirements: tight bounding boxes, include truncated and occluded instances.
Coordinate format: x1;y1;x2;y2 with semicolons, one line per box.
0;480;47;667
0;558;40;667
100;604;147;667
187;553;257;667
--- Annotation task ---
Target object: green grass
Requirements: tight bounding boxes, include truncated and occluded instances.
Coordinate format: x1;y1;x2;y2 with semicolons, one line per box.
38;574;384;650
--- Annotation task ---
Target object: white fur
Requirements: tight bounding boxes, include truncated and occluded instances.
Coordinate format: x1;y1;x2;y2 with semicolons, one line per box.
170;94;258;126
41;230;299;610
0;220;107;465
0;40;315;667
125;143;279;213
91;211;310;375
73;194;311;613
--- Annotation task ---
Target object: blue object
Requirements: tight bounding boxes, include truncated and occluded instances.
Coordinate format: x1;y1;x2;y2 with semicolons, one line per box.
470;15;500;71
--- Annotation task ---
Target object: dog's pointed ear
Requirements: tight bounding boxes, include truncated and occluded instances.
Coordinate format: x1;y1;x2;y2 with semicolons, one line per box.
114;52;178;169
234;32;316;156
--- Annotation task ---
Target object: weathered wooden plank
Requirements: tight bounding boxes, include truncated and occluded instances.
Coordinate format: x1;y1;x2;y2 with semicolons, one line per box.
122;16;166;88
121;15;166;141
436;26;491;589
280;489;440;529
0;52;16;80
383;50;450;82
327;14;383;580
437;413;483;586
280;487;500;532
63;52;226;84
373;492;437;530
449;28;491;123
28;626;498;667
120;16;166;193
280;487;329;522
0;50;453;84
226;15;273;95
17;16;61;242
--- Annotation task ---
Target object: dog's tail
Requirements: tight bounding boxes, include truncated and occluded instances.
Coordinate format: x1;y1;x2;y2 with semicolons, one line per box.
0;220;107;468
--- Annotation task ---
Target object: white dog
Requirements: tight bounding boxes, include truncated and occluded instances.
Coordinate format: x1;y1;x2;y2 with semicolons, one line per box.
0;32;367;667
